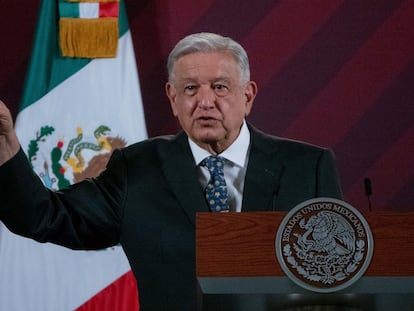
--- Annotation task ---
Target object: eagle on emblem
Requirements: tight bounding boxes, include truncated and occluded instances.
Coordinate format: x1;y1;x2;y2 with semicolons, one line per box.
28;125;127;189
295;211;356;256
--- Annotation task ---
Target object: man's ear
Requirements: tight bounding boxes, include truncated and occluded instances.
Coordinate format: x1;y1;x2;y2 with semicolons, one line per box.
244;81;258;117
165;82;178;117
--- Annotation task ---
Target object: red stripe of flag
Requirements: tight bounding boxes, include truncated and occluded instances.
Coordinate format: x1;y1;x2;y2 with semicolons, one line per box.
99;2;119;18
75;271;139;311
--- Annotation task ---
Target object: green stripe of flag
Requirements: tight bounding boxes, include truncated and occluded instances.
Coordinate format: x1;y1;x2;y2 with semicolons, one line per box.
20;0;129;112
58;0;80;18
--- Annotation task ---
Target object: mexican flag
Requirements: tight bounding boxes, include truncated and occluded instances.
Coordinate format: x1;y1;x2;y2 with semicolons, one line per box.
0;0;146;310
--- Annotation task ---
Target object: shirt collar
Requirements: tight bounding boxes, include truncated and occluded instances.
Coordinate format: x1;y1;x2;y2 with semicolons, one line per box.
189;121;251;167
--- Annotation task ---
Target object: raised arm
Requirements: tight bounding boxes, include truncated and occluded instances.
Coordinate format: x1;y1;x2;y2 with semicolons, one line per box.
0;100;20;165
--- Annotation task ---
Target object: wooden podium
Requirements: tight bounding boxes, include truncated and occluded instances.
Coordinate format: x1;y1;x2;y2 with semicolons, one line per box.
196;212;414;311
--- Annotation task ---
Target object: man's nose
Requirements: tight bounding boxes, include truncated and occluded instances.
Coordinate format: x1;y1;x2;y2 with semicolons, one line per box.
197;86;216;109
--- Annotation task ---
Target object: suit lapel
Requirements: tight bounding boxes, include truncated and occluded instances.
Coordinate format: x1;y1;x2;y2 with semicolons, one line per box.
242;126;285;212
160;132;208;226
160;126;285;218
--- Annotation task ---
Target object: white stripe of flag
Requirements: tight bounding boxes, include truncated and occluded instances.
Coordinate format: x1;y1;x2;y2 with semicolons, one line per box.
79;3;99;18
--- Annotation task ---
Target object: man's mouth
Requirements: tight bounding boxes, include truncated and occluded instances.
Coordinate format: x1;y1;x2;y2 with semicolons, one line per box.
196;116;219;125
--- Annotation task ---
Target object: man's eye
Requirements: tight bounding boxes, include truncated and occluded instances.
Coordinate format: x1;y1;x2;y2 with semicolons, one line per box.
213;84;229;95
184;85;197;95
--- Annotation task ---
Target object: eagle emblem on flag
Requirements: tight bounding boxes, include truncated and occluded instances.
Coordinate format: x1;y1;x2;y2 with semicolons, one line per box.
27;125;126;190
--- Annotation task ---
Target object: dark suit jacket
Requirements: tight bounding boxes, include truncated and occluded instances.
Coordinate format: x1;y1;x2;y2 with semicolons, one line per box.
0;124;342;310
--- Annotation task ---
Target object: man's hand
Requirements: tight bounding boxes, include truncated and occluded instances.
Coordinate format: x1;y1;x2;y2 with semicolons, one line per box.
0;100;20;165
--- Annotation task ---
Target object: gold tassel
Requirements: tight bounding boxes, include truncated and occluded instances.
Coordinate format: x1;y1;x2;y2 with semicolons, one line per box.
59;17;118;58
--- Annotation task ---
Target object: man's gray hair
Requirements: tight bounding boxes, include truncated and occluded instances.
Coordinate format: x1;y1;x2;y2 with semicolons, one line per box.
167;32;250;83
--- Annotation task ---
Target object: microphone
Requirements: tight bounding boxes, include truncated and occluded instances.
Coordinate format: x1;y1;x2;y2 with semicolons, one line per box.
364;178;372;212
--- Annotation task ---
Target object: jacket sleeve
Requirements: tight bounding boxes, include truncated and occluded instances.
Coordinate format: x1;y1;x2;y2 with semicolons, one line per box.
0;147;125;250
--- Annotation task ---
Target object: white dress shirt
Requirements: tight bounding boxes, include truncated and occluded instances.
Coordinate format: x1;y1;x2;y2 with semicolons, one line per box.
189;121;251;212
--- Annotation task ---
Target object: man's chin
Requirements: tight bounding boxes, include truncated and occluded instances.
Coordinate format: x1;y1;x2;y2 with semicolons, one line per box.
194;131;223;145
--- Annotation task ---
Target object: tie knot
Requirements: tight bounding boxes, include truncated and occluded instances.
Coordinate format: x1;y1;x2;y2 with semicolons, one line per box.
201;155;225;173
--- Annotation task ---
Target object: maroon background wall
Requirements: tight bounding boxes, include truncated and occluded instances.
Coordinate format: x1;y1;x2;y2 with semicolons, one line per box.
1;0;413;212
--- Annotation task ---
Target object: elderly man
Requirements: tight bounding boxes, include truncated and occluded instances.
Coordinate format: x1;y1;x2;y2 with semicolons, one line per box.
0;32;342;310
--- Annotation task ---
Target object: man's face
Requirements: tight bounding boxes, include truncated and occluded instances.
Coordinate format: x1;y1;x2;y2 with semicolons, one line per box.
166;51;257;154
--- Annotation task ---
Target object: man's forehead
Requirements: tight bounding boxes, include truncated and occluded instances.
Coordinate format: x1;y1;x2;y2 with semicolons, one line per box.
175;51;237;68
173;53;241;81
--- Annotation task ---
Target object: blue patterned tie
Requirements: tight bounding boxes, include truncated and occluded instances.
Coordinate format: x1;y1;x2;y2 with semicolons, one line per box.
201;155;229;212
